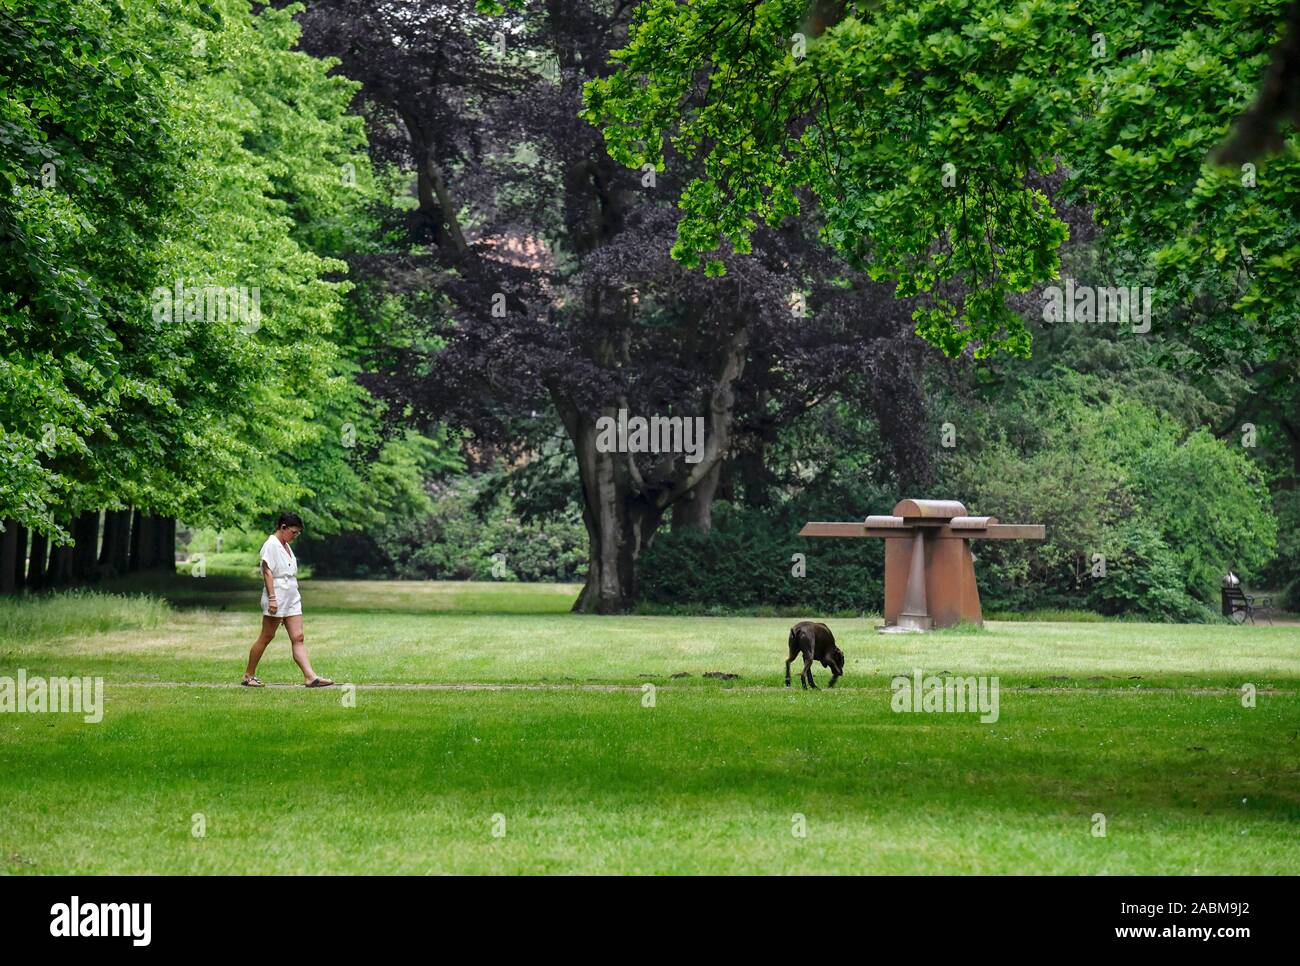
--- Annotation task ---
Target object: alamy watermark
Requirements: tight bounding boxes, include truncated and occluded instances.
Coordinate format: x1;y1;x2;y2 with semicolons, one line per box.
1042;278;1152;334
890;668;999;723
50;897;150;946
0;670;103;723
595;408;705;464
152;278;261;333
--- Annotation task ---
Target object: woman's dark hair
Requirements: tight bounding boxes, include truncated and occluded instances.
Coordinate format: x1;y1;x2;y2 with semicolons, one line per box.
276;512;303;531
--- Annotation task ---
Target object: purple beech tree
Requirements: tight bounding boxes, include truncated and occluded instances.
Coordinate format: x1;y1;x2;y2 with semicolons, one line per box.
300;0;929;611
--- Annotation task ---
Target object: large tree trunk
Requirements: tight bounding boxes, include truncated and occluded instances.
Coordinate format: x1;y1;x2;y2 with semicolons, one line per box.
562;320;747;611
130;509;156;571
26;530;48;590
155;516;176;573
100;509;132;576
11;523;26;592
563;408;666;614
671;462;722;533
0;521;17;595
72;510;100;582
557;323;748;612
45;524;74;587
398;108;471;257
661;322;749;537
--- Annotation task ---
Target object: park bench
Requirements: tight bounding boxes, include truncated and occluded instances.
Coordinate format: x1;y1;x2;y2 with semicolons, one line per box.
1221;575;1271;624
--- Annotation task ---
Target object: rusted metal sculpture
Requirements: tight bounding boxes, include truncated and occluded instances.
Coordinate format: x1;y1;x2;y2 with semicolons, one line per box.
800;499;1046;631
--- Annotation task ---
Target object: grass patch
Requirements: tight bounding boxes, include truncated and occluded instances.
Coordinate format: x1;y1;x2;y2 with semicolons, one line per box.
1;685;1296;874
179;552;314;580
634;600;878;619
3;579;1298;691
2;578;1298;873
931;620;987;635
985;609;1109;623
0;589;171;645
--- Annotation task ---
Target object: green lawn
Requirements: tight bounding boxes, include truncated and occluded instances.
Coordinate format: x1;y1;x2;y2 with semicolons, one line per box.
1;578;1298;874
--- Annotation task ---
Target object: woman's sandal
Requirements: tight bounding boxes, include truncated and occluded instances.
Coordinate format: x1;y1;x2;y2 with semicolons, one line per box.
241;676;265;688
304;677;335;688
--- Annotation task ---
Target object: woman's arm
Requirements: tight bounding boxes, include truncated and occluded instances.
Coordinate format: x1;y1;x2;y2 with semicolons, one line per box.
262;560;278;615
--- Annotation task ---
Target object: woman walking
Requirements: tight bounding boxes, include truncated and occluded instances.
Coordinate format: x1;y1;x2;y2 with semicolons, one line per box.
241;512;334;688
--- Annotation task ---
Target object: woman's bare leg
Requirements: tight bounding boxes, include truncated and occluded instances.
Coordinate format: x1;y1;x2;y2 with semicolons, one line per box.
284;615;327;683
244;616;281;679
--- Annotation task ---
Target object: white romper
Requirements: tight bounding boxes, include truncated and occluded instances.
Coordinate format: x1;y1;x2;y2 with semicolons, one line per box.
259;534;302;618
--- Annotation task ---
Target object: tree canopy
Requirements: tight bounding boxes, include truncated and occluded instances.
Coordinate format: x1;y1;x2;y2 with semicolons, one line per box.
3;0;1295;617
584;0;1300;363
0;0;409;541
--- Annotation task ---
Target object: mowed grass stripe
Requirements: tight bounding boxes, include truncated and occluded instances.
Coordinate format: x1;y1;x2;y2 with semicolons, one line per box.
5;596;1299;690
3;580;1297;873
1;686;1297;874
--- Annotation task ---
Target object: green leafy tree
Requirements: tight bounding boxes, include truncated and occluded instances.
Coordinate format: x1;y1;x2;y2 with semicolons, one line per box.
584;0;1299;363
1;0;187;536
2;0;408;578
941;373;1276;617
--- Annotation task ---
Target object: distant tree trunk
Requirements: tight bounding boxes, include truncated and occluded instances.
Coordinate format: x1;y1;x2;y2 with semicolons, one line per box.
11;523;26;592
1213;0;1300;163
155;516;176;572
868;342;933;491
728;443;776;509
398;108;471;256
27;531;48;590
72;511;100;582
0;521;17;595
100;510;132;576
130;510;156;571
1278;412;1300;489
45;525;74;587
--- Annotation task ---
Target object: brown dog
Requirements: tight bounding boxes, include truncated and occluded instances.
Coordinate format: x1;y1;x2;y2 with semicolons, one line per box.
786;621;844;689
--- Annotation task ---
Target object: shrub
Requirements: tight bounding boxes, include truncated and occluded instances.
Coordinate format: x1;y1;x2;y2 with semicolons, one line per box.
1263;489;1300;592
1282;578;1300;614
1084;521;1209;621
938;374;1276;620
1116;421;1276;603
640;485;893;614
